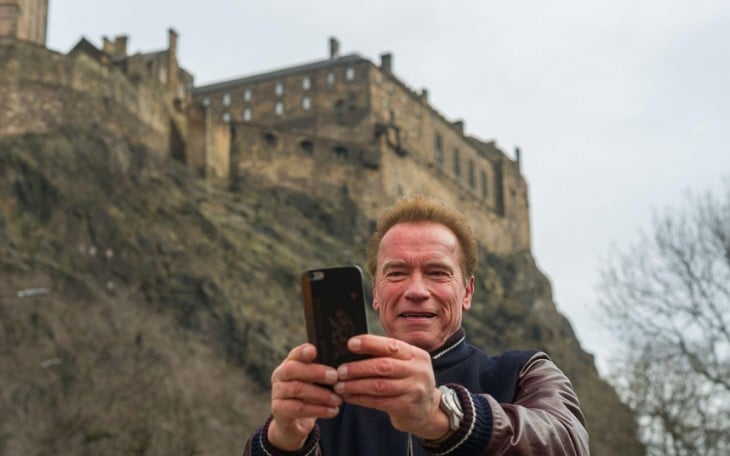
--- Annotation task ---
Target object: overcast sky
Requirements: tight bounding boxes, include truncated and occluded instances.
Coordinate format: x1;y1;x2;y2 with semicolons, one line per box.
47;0;730;375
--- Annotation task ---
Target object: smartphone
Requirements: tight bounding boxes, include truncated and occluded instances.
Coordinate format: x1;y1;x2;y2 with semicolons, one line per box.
301;265;371;367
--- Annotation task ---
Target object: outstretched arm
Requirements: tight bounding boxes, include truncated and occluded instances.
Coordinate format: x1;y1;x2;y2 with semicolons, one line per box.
420;353;589;455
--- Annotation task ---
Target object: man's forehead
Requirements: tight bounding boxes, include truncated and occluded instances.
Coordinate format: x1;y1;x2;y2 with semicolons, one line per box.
378;222;461;259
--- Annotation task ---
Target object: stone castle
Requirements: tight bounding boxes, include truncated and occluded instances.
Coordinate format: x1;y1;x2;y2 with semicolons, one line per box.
0;0;530;255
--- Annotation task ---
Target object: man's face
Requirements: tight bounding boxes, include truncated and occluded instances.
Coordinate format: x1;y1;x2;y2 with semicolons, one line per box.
372;222;474;352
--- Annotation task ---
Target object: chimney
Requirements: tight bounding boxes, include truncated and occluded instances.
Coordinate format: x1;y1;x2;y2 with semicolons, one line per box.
515;146;522;169
329;37;340;59
168;28;178;58
419;88;429;102
380;52;393;73
452;120;464;134
167;28;179;88
102;36;113;54
113;34;128;58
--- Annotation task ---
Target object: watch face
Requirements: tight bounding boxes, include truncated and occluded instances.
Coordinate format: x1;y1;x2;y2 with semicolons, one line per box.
439;386;464;431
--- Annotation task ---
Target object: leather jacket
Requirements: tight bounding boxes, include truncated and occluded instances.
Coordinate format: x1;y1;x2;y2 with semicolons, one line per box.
243;330;589;455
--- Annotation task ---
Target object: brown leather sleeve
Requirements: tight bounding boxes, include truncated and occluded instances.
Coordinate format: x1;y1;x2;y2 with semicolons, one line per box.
483;353;590;455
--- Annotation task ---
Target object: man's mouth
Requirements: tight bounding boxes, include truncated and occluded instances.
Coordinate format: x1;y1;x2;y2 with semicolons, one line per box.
399;312;437;318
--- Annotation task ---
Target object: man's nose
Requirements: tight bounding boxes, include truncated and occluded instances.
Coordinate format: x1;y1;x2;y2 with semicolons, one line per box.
404;272;429;301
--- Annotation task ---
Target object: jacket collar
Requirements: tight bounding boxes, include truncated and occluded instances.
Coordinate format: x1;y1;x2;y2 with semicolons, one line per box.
430;327;466;360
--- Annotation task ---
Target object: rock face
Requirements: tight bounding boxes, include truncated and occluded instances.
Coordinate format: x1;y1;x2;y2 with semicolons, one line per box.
0;125;643;455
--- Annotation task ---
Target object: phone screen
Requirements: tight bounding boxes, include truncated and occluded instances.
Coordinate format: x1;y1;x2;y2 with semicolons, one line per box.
301;265;370;367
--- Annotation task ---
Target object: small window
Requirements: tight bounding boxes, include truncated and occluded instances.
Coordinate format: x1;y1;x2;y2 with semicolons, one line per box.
481;170;488;198
264;132;278;147
275;101;284;116
243;107;252;122
334;146;348;159
275;81;284;96
468;159;476;188
345;67;355;81
243;88;252;101
222;93;231;106
453;148;461;176
300;139;314;154
326;72;336;85
302;96;311;110
434;133;443;164
222;112;231;123
302;76;311;90
202;97;211;107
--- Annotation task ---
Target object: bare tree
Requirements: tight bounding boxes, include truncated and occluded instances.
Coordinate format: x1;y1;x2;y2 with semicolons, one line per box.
598;181;730;456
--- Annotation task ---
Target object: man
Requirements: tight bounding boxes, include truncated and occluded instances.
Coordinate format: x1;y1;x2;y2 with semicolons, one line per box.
244;195;589;455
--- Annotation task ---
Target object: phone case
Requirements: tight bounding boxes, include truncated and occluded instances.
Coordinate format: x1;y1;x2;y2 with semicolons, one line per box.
301;265;370;367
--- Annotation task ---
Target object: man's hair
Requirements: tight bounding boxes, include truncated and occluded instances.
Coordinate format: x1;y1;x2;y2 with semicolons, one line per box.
366;194;477;283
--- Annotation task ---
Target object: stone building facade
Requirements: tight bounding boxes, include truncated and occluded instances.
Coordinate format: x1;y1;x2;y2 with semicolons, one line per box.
0;0;47;46
1;0;531;256
1;16;192;161
191;38;530;254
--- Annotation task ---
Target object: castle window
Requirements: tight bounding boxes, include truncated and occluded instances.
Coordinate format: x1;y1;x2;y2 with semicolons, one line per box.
326;71;336;85
345;67;355;81
264;132;278;148
302;96;312;110
434;133;444;165
222;112;231;123
334;146;348;159
453;148;461;177
481;170;488;198
275;81;284;96
302;76;311;90
300;139;314;154
275;101;284;116
202;97;211;107
243;107;252;122
222;93;231;106
468;159;476;188
243;88;252;101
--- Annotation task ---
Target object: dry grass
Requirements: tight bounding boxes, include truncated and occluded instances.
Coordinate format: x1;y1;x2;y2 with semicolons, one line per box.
0;272;270;455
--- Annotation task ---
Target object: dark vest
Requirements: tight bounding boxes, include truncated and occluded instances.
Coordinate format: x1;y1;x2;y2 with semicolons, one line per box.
317;337;537;455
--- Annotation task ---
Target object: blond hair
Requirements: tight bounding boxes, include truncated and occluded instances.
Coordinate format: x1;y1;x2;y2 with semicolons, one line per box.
366;195;477;283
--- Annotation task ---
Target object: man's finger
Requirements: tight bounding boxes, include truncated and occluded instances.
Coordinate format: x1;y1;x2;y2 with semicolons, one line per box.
346;334;416;360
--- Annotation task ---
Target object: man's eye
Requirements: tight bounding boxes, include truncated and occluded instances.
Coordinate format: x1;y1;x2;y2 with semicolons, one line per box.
429;270;450;277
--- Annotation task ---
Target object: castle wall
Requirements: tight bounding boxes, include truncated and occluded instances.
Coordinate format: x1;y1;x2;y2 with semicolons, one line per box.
191;45;531;255
0;0;47;46
228;121;530;255
0;38;182;157
367;65;502;215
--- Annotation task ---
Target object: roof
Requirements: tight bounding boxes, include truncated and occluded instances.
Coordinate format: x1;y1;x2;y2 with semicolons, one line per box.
193;53;367;95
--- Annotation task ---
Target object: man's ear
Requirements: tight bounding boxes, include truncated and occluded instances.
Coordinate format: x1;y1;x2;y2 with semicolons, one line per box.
462;276;475;312
371;282;380;312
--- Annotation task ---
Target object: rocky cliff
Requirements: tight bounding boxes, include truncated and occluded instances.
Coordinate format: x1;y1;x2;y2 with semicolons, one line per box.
0;125;643;454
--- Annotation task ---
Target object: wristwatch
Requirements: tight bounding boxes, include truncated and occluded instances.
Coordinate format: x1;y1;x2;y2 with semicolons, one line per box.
438;385;464;432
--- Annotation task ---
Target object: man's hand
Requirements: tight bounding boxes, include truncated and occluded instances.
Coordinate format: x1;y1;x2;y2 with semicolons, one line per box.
333;335;451;440
268;343;342;451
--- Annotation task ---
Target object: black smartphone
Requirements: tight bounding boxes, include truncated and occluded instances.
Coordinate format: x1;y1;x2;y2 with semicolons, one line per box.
301;265;371;367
